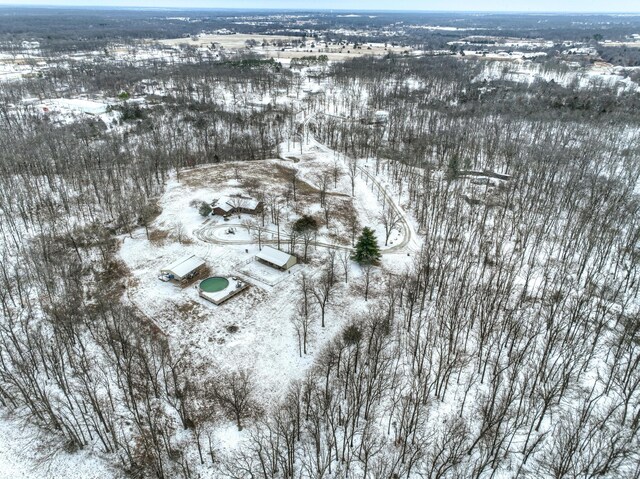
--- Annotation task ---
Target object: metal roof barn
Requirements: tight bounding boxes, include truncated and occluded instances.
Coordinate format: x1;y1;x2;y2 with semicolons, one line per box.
255;246;297;270
161;255;206;281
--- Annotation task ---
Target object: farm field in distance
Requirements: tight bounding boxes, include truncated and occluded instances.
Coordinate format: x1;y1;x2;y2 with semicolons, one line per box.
158;33;410;61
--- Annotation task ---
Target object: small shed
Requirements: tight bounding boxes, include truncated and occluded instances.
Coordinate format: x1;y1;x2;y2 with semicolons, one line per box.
255;246;297;271
161;255;206;281
374;110;389;124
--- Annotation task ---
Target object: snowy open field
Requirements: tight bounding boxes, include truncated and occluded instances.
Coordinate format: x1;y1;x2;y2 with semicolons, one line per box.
117;134;420;420
158;33;303;49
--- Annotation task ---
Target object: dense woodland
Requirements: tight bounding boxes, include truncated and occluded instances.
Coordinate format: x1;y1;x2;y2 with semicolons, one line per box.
0;9;640;479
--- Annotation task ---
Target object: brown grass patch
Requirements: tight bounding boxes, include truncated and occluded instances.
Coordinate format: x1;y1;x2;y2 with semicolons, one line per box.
179;164;236;188
178;160;335;208
177;236;195;245
181;161;292;194
149;228;170;246
175;300;200;316
276;164;320;195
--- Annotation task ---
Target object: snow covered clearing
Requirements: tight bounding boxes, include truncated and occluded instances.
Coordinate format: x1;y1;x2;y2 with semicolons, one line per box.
118;132;419;417
474;58;640;92
0;416;121;479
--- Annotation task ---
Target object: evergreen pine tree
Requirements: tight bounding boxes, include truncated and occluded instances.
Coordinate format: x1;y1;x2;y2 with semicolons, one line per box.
352;227;382;265
199;202;212;217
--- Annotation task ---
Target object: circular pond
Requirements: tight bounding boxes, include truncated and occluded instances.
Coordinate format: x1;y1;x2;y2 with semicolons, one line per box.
199;277;230;293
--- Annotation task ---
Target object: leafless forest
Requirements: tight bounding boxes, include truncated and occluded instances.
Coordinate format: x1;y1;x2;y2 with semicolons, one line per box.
0;8;639;479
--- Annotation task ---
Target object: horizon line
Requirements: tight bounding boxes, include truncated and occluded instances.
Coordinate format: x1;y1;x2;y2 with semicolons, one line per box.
0;5;639;15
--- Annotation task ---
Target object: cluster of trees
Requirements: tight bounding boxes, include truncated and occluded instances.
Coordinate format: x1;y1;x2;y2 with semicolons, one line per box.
290;55;329;68
311;55;640;164
0;22;639;478
598;45;640;67
260;54;640;477
0;36;296;478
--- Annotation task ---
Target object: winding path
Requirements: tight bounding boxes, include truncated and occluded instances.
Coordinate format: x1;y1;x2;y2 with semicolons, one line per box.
194;110;418;256
356;164;416;254
304;112;417;254
194;222;353;252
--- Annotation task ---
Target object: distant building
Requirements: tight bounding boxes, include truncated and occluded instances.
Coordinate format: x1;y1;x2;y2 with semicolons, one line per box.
374;110;389;124
360;110;389;126
213;196;263;216
160;255;206;281
255;246;297;271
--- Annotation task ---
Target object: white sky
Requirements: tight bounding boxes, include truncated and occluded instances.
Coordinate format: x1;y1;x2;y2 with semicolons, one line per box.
0;1;639;13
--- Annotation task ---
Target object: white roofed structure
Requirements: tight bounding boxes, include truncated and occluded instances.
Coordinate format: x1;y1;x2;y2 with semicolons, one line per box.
374;110;389;123
161;255;206;281
255;246;297;270
213;199;234;214
238;197;261;210
213;195;263;215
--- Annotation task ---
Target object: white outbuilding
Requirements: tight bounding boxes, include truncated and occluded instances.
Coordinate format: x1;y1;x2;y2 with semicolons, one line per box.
160;255;206;281
374;110;389;124
255;246;297;271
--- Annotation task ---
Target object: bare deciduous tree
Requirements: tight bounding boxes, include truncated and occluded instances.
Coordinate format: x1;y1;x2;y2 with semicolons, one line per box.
311;270;335;328
214;369;259;431
379;204;402;247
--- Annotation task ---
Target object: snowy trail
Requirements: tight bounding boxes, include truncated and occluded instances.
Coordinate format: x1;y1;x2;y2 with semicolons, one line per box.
356;165;419;254
303;111;418;255
193;222;353;252
192;109;419;257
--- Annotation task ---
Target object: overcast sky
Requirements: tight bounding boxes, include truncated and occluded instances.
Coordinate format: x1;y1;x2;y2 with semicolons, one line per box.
0;0;639;13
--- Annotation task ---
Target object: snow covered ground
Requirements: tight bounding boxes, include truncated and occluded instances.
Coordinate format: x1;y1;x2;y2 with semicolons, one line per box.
0;415;121;479
3;18;635;475
475;59;640;92
117;131;420;422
